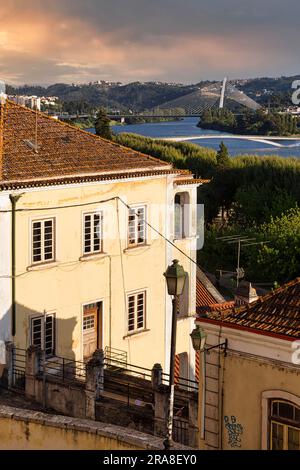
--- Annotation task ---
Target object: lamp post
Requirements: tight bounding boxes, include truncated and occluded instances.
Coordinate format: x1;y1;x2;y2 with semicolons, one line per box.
190;324;228;448
163;259;187;450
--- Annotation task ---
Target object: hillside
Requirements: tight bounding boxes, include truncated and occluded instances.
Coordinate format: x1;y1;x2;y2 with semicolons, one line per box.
6;75;300;111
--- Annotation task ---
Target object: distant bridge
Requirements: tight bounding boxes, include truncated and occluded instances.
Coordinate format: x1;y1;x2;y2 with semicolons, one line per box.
160;135;300;148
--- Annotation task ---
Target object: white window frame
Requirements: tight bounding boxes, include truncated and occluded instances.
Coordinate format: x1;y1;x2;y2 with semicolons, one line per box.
127;290;146;334
31;217;55;265
262;390;300;450
127;205;147;247
82;211;103;255
30;313;56;357
174;192;190;240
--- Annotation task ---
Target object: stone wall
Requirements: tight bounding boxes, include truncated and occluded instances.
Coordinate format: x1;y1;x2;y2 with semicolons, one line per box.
0;404;166;450
7;345;199;447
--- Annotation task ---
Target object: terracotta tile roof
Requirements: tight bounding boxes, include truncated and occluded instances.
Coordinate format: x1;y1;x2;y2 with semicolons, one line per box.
197;301;235;315
174;178;211;185
0;100;184;188
198;278;300;339
196;266;226;312
196;278;217;307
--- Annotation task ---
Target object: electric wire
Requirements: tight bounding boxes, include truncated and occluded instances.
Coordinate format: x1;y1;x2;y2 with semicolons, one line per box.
0;195;200;279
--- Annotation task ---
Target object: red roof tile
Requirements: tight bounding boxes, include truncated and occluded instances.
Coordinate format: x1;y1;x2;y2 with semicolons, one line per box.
196;278;219;308
198;278;300;339
174;178;211;185
0;100;184;188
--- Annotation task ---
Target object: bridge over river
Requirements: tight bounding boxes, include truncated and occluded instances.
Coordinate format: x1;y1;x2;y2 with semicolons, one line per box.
160;134;300;148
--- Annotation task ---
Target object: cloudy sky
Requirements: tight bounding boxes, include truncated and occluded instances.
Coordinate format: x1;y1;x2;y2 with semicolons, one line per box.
0;0;299;85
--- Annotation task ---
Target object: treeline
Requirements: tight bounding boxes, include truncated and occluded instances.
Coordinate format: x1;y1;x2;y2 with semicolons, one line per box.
199;109;298;135
199;208;300;284
114;133;217;177
115;132;300;283
124;108;185;125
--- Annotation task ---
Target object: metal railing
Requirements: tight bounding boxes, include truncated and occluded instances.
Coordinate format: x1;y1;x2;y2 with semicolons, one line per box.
103;369;154;409
173;417;189;446
104;346;127;367
40;355;86;385
12;347;26;391
104;356;152;381
103;353;198;392
162;372;198;392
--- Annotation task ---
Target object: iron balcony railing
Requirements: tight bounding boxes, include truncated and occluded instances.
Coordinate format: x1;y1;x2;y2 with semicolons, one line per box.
40;355;87;385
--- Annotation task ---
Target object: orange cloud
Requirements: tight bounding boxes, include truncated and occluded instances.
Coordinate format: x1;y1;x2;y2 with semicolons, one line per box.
0;2;297;85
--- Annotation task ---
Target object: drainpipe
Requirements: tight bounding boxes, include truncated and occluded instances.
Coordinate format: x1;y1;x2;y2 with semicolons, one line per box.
9;194;22;339
108;255;112;350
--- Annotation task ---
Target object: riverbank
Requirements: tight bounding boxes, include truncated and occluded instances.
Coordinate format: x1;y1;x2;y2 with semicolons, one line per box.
71;116;182;130
108;117;300;158
198;108;299;137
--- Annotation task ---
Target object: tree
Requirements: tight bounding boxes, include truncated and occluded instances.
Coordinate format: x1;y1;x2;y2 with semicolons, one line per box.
95;109;112;139
216;141;230;169
248;207;300;283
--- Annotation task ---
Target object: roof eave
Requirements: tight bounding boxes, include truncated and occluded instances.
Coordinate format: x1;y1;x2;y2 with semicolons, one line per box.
195;316;299;342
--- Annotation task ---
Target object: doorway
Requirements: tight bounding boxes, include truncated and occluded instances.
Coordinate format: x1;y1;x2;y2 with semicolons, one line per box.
82;302;103;361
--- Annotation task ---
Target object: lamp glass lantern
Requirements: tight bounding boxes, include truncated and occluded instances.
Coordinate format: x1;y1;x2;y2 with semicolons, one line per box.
190;325;207;352
163;259;187;296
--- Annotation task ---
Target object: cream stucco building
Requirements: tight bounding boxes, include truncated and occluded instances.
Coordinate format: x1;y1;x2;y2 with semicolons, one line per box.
195;278;300;450
0;99;207;378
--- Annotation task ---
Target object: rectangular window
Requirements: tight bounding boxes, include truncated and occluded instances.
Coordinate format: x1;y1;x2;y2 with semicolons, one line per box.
128;206;146;247
127;291;146;333
30;314;55;356
83;212;103;255
32;218;55;264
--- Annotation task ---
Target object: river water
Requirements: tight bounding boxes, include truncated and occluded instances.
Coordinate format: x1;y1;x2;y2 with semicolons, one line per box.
89;117;300;158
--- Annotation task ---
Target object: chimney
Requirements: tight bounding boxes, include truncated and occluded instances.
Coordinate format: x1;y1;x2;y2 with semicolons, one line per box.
234;281;258;306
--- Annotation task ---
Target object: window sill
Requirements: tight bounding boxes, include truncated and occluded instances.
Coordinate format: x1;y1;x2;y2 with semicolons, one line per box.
123;244;150;253
123;328;150;339
27;261;58;271
173;235;198;242
177;314;194;321
79;252;108;262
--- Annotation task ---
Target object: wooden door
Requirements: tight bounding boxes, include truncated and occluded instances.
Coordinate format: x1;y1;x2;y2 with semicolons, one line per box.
83;303;101;360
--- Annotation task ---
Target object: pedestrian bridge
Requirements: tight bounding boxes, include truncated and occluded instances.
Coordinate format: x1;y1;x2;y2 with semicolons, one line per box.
161;135;300;148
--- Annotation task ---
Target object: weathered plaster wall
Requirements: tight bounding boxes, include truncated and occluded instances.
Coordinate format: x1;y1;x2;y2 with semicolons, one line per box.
0;405;164;450
221;353;300;450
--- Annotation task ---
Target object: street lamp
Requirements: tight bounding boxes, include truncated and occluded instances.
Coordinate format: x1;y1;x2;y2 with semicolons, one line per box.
163;259;187;450
190;324;227;448
190;325;207;353
190;325;228;354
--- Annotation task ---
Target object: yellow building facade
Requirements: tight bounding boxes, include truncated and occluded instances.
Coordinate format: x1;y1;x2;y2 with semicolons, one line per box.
195;279;300;450
0;99;201;378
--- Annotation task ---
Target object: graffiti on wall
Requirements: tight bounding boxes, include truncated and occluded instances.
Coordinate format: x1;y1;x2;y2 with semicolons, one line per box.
224;416;243;448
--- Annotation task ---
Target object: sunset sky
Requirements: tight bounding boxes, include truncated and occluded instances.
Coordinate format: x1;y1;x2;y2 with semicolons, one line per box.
0;0;299;85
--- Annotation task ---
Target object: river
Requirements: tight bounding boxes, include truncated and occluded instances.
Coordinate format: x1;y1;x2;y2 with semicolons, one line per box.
89;117;300;158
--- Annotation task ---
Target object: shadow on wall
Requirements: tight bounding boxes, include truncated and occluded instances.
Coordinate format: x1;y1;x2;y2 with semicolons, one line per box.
0;303;77;376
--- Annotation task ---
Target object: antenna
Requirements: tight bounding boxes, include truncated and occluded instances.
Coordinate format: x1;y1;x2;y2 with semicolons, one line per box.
217;235;270;287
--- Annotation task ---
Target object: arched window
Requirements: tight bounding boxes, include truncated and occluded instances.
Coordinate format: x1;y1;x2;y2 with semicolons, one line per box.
174;192;190;239
270;400;300;450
